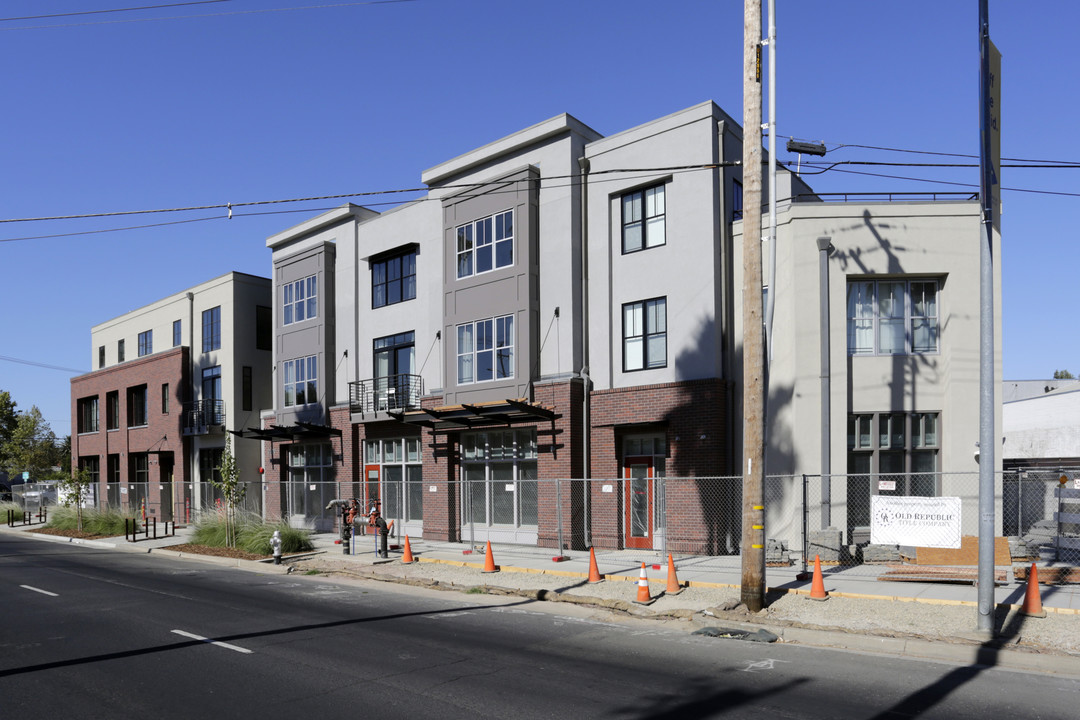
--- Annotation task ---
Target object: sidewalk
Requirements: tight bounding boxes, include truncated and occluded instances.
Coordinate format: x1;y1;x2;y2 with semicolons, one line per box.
6;520;1080;674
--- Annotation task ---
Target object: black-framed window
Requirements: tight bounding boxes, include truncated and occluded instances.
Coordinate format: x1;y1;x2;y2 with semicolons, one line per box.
127;385;148;428
373;249;417;308
161;383;170;414
138;330;152;357
374;332;415;378
243;366;252;412
457;210;513;279
202;306;221;352
118;339;125;363
80;456;100;485
732;180;743;220
623;297;667;371
106;391;119;430
847;279;939;356
283;275;317;325
78;396;99;434
622;184;666;253
98;346;105;369
173;319;182;347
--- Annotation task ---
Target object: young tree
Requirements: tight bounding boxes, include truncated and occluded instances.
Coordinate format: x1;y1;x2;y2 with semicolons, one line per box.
211;434;246;547
0;390;18;473
58;466;93;532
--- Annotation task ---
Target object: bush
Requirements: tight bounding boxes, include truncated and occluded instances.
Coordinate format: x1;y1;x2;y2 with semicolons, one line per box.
193;511;313;555
45;506;139;535
1;500;21;519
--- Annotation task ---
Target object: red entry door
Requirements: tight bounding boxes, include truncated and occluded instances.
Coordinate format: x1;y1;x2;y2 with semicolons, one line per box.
624;457;653;549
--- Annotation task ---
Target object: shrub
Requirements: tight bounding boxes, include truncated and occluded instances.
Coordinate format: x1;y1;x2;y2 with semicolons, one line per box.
45;506;139;535
193;511;313;555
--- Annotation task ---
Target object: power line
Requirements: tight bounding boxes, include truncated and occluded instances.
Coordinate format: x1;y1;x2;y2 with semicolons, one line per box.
0;1;231;23
0;355;84;374
0;0;416;32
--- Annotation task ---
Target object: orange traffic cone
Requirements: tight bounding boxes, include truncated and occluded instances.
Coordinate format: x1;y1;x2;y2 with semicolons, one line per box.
808;554;828;601
665;553;684;596
634;562;655;605
482;541;499;573
401;535;415;564
1020;563;1046;618
587;547;604;583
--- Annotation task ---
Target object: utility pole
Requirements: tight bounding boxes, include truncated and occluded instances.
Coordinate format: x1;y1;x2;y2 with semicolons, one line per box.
740;0;766;613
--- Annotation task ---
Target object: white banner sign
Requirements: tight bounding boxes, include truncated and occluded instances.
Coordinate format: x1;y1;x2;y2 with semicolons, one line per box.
871;496;961;549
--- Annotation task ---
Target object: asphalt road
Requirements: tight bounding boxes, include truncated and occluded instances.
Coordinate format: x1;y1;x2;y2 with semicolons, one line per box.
3;534;1079;719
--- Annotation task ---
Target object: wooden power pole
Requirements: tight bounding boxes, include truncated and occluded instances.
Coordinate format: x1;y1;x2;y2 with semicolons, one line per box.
740;0;766;613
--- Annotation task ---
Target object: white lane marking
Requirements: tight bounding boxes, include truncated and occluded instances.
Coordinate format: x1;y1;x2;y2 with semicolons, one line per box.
171;629;253;654
424;611;476;619
20;585;58;597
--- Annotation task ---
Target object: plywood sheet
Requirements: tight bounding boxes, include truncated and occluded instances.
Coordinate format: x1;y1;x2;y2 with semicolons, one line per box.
909;535;1010;566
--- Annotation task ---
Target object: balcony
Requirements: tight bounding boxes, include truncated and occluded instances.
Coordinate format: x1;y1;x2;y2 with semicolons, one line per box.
349;374;423;415
182;399;225;435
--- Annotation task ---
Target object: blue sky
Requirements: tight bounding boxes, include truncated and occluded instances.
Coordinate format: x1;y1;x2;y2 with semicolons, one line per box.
1;1;1074;438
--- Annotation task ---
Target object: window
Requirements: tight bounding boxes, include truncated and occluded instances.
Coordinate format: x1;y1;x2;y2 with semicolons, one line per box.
173;319;182;347
285;443;334;519
283;355;318;407
201;366;223;424
732;180;743;220
79;456;99;486
161;383;169;414
456;315;514;384
457;210;513;279
372;249;417;308
460;430;538;528
847;412;940;527
127;385;148;427
622;184;666;253
623;297;667;371
283;275;317;326
77;397;99;434
365;437;424;522
847;279;939;355
138;330;153;357
118;339;125;363
132;453;149;485
243;366;252;412
202;306;221;352
98;346;105;369
106;391;119;430
374;332;416;409
256;306;272;350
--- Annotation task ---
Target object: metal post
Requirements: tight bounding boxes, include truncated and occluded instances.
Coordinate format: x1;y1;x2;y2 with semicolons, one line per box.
802;474;809;576
818;237;833;528
556;477;565;555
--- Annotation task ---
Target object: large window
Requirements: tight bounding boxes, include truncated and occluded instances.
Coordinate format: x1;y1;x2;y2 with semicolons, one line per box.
77;396;99;434
80;456;100;486
457;210;513;279
106;391;119;430
622;184;666;253
623;297;667;371
283;275;317;326
366;438;423;523
374;332;416;409
457;315;514;384
285;443;334;523
138;330;152;357
847;412;940;527
847;279;939;356
283;355;318;407
127;385;148;427
256;306;272;350
202;306;221;352
461;429;537;528
372;250;417;308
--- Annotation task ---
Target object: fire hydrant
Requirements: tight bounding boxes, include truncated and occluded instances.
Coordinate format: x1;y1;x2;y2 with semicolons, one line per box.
271;530;283;565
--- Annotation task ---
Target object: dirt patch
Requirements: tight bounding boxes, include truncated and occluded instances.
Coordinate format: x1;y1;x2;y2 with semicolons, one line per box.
166;543;270;561
28;527;113;540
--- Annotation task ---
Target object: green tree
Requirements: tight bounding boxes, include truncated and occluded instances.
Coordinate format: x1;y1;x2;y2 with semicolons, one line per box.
1054;369;1075;380
0;390;18;473
211;434;246;548
58;466;93;532
1;406;62;482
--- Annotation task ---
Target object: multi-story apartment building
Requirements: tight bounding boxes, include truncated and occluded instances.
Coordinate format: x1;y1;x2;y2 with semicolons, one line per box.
70;272;272;521
252;100;1000;552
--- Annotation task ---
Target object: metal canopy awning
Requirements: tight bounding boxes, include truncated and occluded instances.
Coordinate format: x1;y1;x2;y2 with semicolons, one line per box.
389;398;558;433
230;422;342;443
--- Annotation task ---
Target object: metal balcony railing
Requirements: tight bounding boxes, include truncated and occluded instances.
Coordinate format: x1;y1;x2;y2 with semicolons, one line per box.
349;374;423;414
182;399;225;435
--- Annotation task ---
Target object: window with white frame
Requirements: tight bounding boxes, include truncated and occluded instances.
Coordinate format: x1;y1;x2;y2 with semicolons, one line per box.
365;437;423;522
460;429;537;527
457;315;514;384
283;275;317;326
283;355;318;407
457;210;513;279
138;330;152;357
847;279;939;356
623;297;667;371
622;184;666;253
